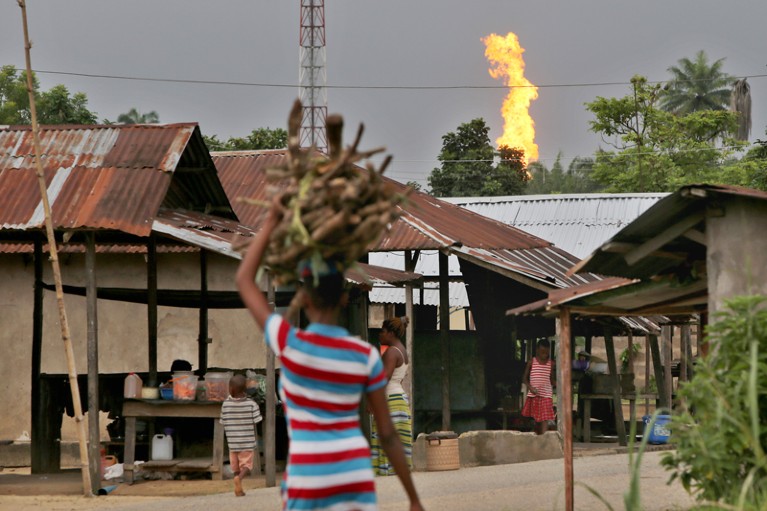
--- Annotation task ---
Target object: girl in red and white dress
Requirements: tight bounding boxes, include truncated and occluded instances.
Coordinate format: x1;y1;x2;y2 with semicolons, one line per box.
522;339;556;435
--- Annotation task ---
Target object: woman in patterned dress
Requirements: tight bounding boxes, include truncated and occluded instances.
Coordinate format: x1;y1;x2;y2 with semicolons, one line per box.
522;339;556;435
236;200;424;511
371;316;412;475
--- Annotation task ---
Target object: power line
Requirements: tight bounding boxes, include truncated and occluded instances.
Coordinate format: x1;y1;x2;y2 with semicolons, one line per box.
19;67;767;91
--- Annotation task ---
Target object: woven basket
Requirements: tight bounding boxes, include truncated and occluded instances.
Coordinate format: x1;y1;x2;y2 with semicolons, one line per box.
425;437;460;471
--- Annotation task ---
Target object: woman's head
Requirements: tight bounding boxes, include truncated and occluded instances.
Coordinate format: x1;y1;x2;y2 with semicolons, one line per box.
300;271;347;312
381;316;409;344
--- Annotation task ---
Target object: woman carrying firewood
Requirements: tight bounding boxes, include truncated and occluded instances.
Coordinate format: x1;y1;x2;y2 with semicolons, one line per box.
236;198;424;511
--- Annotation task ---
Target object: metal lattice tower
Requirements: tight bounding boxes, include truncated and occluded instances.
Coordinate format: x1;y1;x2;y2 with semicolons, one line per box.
299;0;327;153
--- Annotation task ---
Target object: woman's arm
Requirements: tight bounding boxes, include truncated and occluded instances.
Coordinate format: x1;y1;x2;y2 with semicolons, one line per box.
235;205;281;331
522;359;536;395
367;386;424;511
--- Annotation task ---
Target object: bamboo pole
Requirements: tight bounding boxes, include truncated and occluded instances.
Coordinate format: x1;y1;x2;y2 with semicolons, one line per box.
17;0;93;496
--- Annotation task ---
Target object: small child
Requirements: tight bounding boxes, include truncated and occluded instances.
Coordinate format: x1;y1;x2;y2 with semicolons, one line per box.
220;374;262;496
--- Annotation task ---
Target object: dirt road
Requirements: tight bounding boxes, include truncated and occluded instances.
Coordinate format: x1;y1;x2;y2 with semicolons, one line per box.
0;451;695;511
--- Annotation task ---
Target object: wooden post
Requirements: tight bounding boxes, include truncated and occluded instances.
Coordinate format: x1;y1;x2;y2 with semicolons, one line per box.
644;335;651;416
31;237;45;473
604;328;627;446
147;234;158;386
680;324;689;382
85;233;100;493
17;1;92;494
559;309;574;511
404;250;417;426
198;249;209;373
265;274;277;488
439;251;451;431
662;325;673;408
648;334;667;409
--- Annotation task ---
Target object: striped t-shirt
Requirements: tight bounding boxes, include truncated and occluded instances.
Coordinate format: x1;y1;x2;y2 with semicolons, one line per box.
265;313;386;511
220;396;262;451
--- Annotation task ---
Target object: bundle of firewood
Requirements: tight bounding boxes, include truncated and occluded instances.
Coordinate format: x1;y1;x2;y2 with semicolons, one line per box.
249;100;407;285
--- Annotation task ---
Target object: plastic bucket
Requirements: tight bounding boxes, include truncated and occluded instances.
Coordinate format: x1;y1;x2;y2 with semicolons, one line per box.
151;433;173;460
172;372;198;401
643;414;671;444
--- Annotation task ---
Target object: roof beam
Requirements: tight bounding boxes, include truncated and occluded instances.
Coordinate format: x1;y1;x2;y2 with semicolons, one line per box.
624;210;705;266
683;228;706;246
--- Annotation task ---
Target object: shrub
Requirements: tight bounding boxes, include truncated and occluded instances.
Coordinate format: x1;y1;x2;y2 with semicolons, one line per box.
661;295;767;509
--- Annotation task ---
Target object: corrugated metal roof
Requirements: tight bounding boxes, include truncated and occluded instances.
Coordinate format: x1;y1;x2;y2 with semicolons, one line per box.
153;208;256;260
0;124;234;237
370;282;469;307
573;184;767;279
443;193;667;259
212;151;585;289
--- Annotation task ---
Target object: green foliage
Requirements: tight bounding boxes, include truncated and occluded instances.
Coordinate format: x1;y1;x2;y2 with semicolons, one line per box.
526;154;602;194
661;295;767;509
428;118;529;197
0;65;97;125
660;51;734;114
619;342;642;373
586;75;748;192
117;108;159;124
204;127;288;151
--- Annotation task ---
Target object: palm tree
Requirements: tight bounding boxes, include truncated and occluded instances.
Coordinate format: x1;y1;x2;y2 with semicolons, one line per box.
660;51;734;114
117;108;160;124
730;78;751;141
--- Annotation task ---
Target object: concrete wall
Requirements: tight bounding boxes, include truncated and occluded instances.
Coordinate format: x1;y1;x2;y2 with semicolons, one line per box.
707;198;767;315
0;251;266;441
412;430;562;471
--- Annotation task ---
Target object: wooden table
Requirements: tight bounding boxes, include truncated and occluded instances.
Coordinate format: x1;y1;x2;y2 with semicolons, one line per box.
579;393;659;443
123;399;224;483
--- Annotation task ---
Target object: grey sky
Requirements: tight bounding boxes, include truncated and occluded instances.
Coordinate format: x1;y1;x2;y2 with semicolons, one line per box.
2;1;766;188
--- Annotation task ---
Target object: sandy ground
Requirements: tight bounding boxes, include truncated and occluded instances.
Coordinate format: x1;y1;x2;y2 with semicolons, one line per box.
0;451;695;511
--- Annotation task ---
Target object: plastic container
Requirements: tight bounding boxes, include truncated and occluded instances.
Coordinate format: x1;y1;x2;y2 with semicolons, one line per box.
159;386;174;400
172;371;198;401
643;414;672;444
141;387;159;399
123;373;143;399
151;433;173;460
204;371;233;402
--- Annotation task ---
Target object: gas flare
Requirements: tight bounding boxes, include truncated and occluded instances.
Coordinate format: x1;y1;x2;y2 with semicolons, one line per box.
482;32;538;165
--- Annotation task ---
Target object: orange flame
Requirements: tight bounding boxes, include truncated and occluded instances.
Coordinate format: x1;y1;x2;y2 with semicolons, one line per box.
482;32;538;165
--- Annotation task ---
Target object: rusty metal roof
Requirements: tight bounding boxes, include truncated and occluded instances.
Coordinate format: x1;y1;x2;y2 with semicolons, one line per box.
212;150;591;288
0;124;235;238
213;150;549;251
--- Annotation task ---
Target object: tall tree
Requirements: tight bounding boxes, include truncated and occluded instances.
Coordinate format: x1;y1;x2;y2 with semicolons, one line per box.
428;118;528;197
586;75;744;192
730;78;752;141
204;127;288;151
0;65;97;125
660;50;734;114
117;108;159;124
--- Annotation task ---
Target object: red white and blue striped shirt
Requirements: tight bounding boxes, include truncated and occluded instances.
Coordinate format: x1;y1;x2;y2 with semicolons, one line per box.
265;313;386;511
